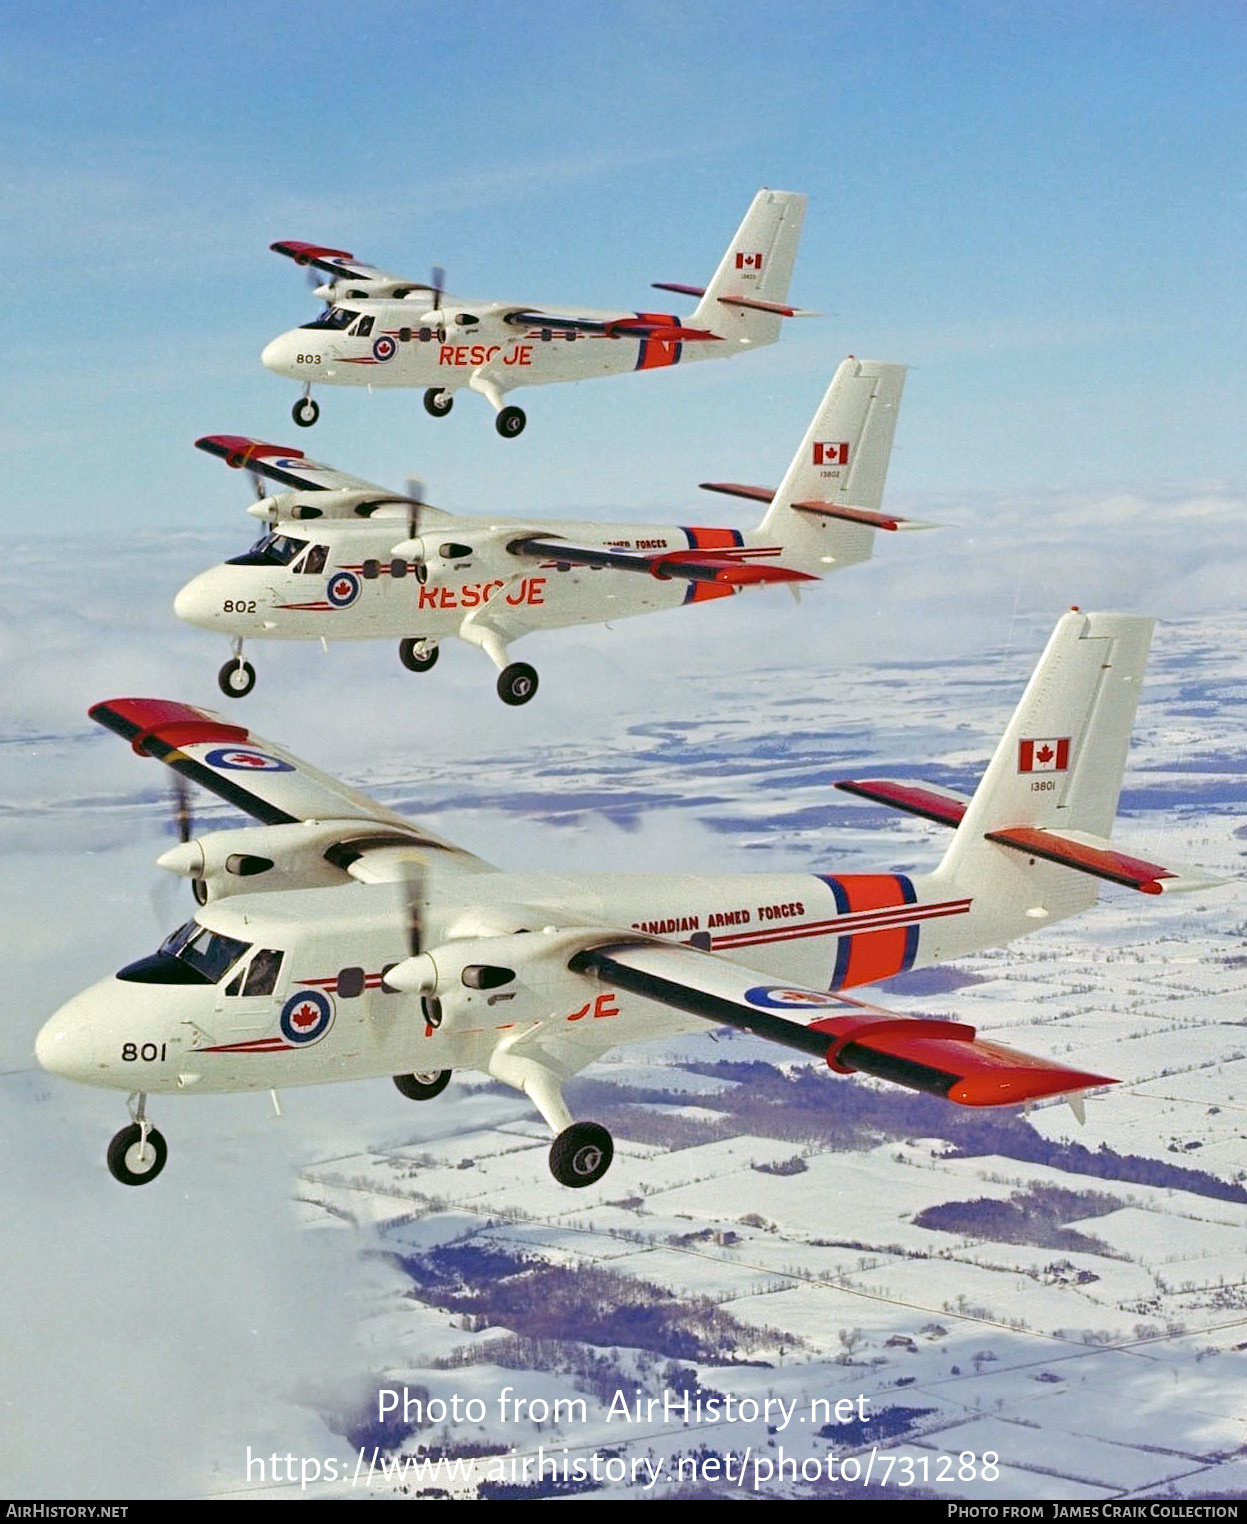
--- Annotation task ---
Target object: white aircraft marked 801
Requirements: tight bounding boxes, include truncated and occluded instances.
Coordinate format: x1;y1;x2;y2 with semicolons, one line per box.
261;189;810;437
37;611;1217;1187
177;356;925;705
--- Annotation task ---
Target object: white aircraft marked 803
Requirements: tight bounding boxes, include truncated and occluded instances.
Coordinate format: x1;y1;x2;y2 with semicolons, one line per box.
261;189;810;437
177;356;926;705
37;612;1217;1187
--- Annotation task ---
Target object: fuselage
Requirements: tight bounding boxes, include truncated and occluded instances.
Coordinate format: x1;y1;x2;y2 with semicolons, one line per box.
261;297;739;395
36;862;991;1099
174;513;777;646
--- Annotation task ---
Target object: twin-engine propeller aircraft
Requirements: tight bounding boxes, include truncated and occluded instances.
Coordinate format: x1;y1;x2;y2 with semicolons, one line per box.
38;612;1218;1188
178;356;926;705
261;189;810;436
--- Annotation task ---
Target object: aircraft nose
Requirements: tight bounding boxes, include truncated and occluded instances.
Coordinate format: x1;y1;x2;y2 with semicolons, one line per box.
35;1000;96;1080
261;335;293;375
174;571;215;626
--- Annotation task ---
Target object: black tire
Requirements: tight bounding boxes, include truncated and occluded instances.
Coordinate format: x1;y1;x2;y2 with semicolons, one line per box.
217;658;256;698
398;639;439;673
423;388;453;418
497;661;538;706
549;1122;613;1188
107;1123;168;1186
292;397;320;428
393;1070;452;1101
496;406;526;438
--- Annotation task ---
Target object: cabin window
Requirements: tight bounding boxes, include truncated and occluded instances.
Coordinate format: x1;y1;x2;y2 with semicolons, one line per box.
337;966;365;999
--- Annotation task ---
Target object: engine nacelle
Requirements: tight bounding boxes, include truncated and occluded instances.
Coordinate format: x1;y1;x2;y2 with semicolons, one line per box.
155;820;411;903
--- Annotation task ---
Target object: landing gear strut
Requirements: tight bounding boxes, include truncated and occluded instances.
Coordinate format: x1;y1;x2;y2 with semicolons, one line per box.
398;639;439;673
423;388;453;418
107;1093;167;1186
393;1070;452;1101
218;639;256;698
548;1121;613;1187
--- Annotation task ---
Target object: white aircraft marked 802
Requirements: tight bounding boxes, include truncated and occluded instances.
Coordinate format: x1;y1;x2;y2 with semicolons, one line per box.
261;189;810;437
37;611;1217;1188
177;356;926;705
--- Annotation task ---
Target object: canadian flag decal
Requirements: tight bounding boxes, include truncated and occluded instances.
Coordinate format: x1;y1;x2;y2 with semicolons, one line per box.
813;441;849;466
1018;737;1071;773
735;251;764;270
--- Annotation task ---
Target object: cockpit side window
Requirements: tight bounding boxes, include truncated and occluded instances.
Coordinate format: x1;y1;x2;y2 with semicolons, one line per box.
302;544;328;575
300;306;358;332
242;949;284;997
348;315;375;338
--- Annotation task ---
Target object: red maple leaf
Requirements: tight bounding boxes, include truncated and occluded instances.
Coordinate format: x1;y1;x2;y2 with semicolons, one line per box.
1035;744;1054;764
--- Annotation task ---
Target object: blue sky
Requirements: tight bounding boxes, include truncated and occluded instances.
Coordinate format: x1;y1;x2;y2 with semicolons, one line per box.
3;1;1246;531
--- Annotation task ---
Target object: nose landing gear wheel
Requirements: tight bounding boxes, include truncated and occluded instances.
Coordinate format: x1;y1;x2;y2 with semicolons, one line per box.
398;639;439;673
423;388;453;418
218;658;257;698
107;1123;168;1186
549;1122;613;1188
393;1070;452;1101
496;406;526;438
497;661;538;706
292;396;320;428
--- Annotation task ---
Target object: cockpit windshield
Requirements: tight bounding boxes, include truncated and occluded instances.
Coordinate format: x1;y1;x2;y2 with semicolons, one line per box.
226;533;309;568
160;921;252;983
300;306;358;331
117;920;252;985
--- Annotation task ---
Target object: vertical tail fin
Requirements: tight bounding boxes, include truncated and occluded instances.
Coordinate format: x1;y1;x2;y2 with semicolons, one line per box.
753;357;907;572
934;611;1155;930
690;189;807;346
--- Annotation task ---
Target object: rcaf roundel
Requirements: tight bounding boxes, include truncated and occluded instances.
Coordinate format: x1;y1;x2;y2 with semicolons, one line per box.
204;747;295;773
279;988;334;1045
745;985;845;1010
1018;737;1071;773
372;334;397;362
326;570;361;608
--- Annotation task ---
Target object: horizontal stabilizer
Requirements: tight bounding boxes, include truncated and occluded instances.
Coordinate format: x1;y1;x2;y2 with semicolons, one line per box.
717;295;817;318
835;779;971;828
652;282;705;298
571;941;1115;1108
699;481;776;504
792;500;936;532
984;825;1224;895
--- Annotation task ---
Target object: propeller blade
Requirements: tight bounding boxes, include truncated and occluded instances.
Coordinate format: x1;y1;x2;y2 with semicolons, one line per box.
171;774;194;845
399;861;427;957
430;266;445;311
249;469;267;503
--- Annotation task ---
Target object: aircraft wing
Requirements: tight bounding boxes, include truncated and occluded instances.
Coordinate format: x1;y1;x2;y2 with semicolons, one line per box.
89;698;487;866
569;939;1116;1107
269;241;430;291
196;436;397;497
510;536;816;586
501;309;721;343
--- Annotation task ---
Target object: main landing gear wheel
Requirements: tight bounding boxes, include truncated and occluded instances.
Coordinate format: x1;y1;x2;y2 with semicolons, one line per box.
423;388;453;418
393;1070;452;1101
495;406;526;439
549;1121;613;1188
398;639;439;673
218;658;256;698
292;396;320;428
497;662;538;706
107;1123;168;1186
